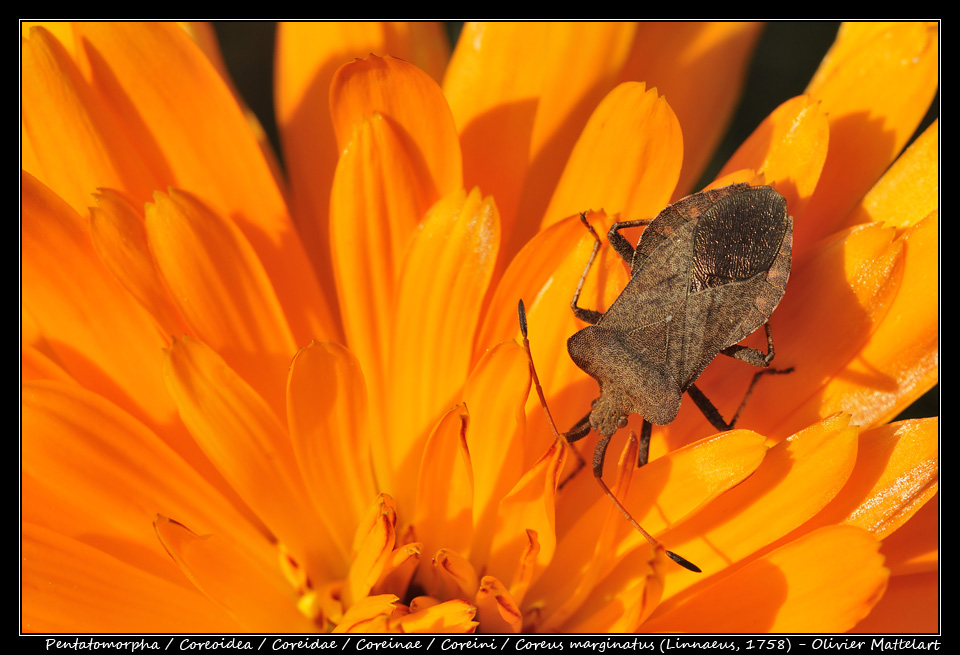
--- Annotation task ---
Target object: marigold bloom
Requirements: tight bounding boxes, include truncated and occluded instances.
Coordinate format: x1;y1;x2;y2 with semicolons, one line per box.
22;21;938;634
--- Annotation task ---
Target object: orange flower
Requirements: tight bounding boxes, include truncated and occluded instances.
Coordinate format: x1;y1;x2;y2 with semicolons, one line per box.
22;22;937;633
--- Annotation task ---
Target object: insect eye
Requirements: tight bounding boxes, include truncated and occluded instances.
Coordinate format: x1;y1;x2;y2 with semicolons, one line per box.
617;416;628;429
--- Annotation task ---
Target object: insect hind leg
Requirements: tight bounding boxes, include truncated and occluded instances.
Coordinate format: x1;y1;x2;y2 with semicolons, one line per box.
720;322;787;368
686;367;792;432
687;321;794;431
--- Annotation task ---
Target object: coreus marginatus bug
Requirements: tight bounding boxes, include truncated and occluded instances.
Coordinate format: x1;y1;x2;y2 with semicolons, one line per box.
519;182;793;572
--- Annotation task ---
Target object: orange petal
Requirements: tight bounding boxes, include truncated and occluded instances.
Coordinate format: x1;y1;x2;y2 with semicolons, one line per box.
328;112;434;421
487;439;565;592
299;581;344;629
531;433;640;631
643;525;888;633
23;522;239;633
433;548;480;599
89;188;190;340
719;95;830;222
177;22;230;80
146;189;296;417
508;529;541;608
345;494;398;608
619;22;765;196
598;553;666;633
444;22;635;248
806;22;906;81
851;570;938;633
655;414;858;603
540;82;683;230
475;576;523;633
286;340;377;564
21;21;76;54
479;210;623;360
73;22;338;345
558;547;666;633
846;119;938;230
851;499;938;632
461;341;530;568
556;425;768;554
510;23;638;247
333;595;400;633
443;23;542;245
276;23;448;307
163;336;336;581
22;27;158;215
22;171;173;427
800;418;937;541
394;598;478;633
22;380;275;581
778;213;937;431
21;344;74;384
459;22;636;166
415;404;474;559
625;430;768;528
330;54;462;201
879;493;938;576
802;22;939;243
154;516;315;632
707;167;764;189
387;188;500;507
21;307;48;360
176;23;285;191
371;542;422;599
531;428;766;629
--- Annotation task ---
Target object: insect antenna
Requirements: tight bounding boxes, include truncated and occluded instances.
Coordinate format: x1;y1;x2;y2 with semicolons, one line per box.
517;300;701;573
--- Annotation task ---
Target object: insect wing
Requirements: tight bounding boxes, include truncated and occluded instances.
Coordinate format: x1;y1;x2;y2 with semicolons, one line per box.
681;187;792;386
691;188;789;290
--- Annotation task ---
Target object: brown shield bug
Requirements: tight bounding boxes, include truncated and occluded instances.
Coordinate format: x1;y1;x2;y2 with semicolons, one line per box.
519;183;793;572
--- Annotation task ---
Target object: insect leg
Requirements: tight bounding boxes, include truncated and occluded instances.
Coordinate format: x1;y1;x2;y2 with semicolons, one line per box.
564;411;592;443
592;433;612;477
637;419;652;467
607;218;652;266
720;322;779;367
685;383;735;431
686;366;793;432
570;213;605;324
557;412;592;490
710;323;794;429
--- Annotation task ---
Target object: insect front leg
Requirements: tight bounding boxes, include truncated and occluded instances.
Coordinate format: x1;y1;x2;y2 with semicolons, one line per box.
607;218;652;267
570;213;605;324
564;410;593;443
592;433;612;478
557;411;591;490
572;215;653;322
637;419;652;467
